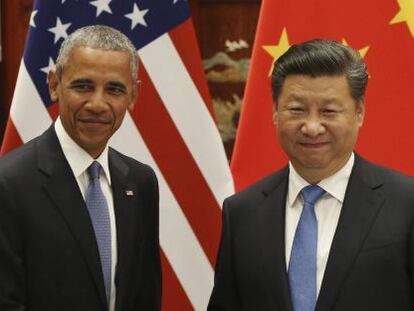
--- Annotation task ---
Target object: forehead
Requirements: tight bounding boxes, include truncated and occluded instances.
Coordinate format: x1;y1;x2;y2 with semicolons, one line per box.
279;74;354;103
280;74;352;100
62;46;132;81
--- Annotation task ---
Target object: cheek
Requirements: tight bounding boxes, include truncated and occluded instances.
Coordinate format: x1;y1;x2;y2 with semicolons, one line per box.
277;121;300;138
277;128;296;150
112;103;129;123
60;93;83;115
331;123;359;145
59;103;73;120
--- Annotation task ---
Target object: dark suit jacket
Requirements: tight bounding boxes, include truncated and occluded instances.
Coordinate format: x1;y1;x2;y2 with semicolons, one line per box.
208;155;414;311
0;126;161;311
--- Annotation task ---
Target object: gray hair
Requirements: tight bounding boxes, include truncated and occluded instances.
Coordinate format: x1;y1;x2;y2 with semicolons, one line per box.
55;25;138;81
271;39;368;105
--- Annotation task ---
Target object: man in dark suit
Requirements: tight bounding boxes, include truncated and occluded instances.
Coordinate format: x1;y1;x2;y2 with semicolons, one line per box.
208;39;414;310
0;25;161;311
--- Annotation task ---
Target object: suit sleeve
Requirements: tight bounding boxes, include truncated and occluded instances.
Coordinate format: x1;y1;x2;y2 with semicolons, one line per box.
207;199;240;311
0;177;26;310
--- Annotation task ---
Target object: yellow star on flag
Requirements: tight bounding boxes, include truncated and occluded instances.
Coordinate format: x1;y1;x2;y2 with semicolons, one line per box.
390;0;414;37
342;39;370;58
263;28;291;76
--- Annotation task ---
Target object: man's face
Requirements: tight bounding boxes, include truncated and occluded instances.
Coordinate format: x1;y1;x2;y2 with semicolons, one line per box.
48;46;136;158
274;74;364;183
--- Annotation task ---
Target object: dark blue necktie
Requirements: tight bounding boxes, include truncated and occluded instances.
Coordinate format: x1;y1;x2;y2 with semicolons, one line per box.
86;161;112;301
288;185;325;311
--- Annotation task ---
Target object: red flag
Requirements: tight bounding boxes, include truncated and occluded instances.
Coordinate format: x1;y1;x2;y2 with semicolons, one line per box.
232;0;414;191
1;1;234;310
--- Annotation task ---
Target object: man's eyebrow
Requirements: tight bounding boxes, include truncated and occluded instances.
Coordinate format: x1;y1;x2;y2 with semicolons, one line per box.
69;78;94;85
286;94;306;102
320;96;341;105
286;94;340;104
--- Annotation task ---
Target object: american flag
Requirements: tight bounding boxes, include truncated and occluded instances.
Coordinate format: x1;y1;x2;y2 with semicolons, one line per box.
1;0;234;310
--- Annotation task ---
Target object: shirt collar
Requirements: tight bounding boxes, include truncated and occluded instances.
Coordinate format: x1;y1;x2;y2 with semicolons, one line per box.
287;153;355;207
54;117;111;185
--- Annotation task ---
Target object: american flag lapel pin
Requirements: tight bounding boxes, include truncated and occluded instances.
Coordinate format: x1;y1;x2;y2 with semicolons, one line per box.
125;190;134;196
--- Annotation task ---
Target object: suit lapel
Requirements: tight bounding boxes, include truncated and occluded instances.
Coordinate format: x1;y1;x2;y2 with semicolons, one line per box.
36;127;108;309
316;156;385;311
257;167;294;311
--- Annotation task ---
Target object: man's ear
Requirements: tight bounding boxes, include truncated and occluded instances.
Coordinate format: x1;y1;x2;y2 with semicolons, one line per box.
273;104;278;125
48;70;60;102
356;100;365;127
128;80;141;111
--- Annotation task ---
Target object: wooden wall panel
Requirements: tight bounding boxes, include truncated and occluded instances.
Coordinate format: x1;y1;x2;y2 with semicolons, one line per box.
0;0;33;142
190;0;261;158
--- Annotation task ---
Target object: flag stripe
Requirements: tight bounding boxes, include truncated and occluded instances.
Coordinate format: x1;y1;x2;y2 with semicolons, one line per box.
168;19;215;119
10;61;51;142
132;65;222;264
0;120;24;156
161;252;194;311
139;33;234;207
110;114;213;311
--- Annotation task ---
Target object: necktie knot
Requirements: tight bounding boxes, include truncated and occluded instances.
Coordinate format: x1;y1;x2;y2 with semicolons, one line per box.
88;161;101;181
301;185;325;206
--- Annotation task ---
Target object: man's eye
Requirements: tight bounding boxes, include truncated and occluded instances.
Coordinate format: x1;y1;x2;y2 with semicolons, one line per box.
322;109;337;114
108;87;126;95
289;107;304;113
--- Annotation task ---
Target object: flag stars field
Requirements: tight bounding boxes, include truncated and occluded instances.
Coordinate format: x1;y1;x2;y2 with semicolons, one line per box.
90;0;113;17
125;3;149;29
263;27;291;76
40;58;56;83
30;10;38;28
390;0;414;37
48;17;72;44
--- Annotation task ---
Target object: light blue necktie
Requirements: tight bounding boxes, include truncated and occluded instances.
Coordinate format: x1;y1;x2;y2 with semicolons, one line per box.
86;161;112;301
288;185;325;311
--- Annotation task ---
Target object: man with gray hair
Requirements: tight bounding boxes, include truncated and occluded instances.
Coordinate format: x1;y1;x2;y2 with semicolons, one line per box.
0;25;161;311
208;39;414;310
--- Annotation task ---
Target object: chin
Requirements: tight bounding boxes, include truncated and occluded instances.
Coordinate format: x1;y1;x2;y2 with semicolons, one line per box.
79;137;108;151
300;157;324;167
296;158;328;170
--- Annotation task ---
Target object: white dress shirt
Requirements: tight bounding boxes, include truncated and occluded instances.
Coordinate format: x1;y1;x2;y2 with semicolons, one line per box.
285;153;354;295
55;118;117;311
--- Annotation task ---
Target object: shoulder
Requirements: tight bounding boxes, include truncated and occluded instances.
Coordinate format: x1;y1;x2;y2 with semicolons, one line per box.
0;126;62;180
353;155;414;193
354;155;414;184
108;148;157;183
0;137;40;179
224;166;288;210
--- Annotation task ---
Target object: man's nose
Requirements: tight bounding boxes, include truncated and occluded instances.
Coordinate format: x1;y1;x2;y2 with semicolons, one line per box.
87;91;109;112
300;115;326;137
